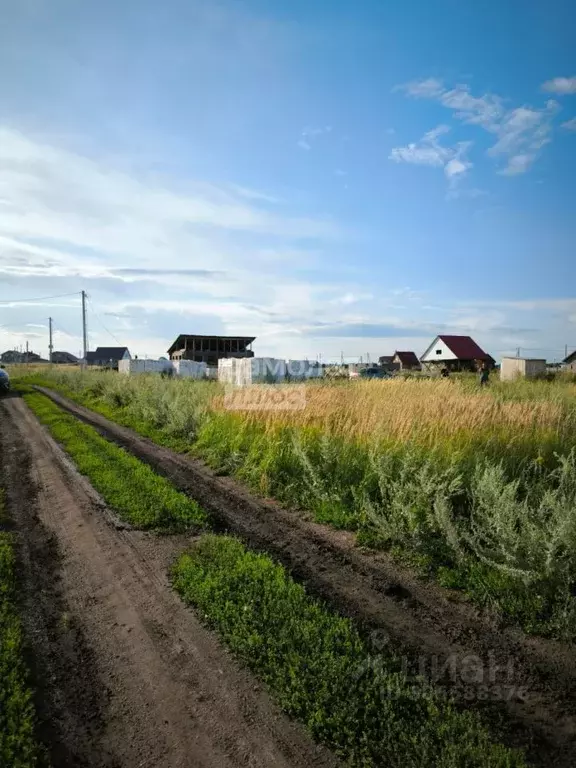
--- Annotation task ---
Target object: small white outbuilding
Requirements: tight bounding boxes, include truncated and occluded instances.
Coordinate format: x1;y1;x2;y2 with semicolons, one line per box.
500;357;547;381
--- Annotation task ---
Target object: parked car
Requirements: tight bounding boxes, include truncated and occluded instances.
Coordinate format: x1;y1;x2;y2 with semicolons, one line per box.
359;367;391;380
0;366;10;395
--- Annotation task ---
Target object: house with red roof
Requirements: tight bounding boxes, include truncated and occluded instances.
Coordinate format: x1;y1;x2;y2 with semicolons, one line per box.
420;335;495;373
392;350;421;371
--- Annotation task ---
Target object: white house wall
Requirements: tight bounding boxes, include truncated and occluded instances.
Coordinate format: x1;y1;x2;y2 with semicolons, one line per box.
420;337;458;363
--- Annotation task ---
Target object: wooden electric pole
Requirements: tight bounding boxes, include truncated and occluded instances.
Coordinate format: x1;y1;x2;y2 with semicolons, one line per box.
81;290;88;362
48;317;53;363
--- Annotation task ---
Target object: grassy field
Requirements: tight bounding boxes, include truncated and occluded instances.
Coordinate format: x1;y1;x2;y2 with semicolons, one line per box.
0;489;41;767
18;367;576;639
174;534;525;768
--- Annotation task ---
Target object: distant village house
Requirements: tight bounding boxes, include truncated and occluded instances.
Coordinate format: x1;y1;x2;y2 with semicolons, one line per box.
564;350;576;372
392;351;421;371
86;347;131;369
377;351;420;372
420;335;494;372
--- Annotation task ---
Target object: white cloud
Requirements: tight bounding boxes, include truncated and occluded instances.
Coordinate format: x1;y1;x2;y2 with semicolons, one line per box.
0;125;350;356
488;100;559;174
0;127;338;256
542;76;576;95
389;125;453;167
330;292;373;305
444;158;470;178
395;79;560;175
390;127;473;192
561;117;576;131
440;85;505;129
398;78;445;98
498;154;533;176
297;125;333;150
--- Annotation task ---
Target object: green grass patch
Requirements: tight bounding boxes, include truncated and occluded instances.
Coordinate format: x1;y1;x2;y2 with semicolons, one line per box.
23;391;207;531
0;493;41;767
173;535;525;768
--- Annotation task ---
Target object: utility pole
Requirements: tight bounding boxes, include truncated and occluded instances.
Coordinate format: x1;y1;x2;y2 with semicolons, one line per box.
81;290;88;362
25;340;29;366
48;317;53;364
516;347;520;358
566;344;569;360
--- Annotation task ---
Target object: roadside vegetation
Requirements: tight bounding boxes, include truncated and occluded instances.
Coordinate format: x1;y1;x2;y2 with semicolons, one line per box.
174;534;525;768
22;390;207;531
7;381;529;765
0;489;41;768
18;367;576;639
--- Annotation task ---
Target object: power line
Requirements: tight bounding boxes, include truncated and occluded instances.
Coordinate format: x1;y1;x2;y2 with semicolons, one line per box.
0;291;81;305
87;297;122;345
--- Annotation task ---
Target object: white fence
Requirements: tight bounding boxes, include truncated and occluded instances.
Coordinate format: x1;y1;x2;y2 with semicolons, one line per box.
218;357;324;386
118;359;173;375
172;360;207;379
119;356;325;386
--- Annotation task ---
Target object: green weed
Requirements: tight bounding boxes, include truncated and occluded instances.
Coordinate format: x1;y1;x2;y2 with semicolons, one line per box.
23;391;207;531
173;535;526;768
0;502;40;766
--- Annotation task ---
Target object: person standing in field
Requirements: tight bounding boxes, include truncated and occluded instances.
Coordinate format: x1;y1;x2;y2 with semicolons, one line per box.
479;362;490;387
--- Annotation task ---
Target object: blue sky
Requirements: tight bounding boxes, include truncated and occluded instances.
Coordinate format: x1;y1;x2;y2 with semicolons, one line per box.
1;0;575;362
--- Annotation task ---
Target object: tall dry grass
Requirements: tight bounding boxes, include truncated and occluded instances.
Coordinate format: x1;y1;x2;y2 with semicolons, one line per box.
215;378;564;437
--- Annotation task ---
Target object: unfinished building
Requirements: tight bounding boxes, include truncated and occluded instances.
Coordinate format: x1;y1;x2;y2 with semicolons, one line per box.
167;334;255;366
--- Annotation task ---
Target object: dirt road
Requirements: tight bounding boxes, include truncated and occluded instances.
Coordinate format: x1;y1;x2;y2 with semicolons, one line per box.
34;386;576;767
0;394;338;768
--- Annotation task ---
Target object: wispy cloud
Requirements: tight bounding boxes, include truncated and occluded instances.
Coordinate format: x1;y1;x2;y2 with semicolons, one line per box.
396;79;559;175
398;78;444;98
542;76;576;95
389;125;453;167
561;117;576;131
489;101;559;175
297;125;332;150
0;125;348;355
389;126;473;192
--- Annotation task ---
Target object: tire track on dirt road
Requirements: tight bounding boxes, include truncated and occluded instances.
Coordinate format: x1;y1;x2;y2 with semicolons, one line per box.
33;386;576;767
0;394;339;768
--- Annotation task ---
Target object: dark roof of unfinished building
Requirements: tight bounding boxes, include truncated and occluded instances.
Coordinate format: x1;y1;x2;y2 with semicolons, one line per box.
89;346;129;360
437;335;493;361
167;334;256;354
564;350;576;364
394;350;420;366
